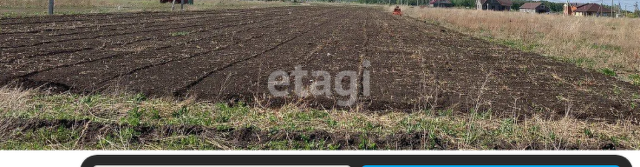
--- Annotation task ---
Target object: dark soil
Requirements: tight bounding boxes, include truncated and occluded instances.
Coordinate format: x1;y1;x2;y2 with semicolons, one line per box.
1;6;639;123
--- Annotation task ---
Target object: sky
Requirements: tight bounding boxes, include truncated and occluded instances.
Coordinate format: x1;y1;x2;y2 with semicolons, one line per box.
544;0;639;11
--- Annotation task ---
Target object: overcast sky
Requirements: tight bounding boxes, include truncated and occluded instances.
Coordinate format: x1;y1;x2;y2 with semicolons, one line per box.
543;0;638;11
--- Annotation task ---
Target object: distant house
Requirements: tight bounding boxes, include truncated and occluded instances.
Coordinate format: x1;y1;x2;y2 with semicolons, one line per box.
430;0;454;7
480;0;513;11
563;3;585;15
574;3;613;16
519;2;550;13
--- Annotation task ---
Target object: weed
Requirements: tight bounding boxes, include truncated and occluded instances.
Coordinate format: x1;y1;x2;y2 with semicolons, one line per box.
80;96;94;106
132;93;146;103
216;125;233;131
122;107;143;126
150;108;161;120
560;57;597;68
583;128;594;138
170;31;191;36
590;43;622;51
438;109;454;117
494;39;539;52
327;143;341;150
358;135;376;150
172;106;189;118
326;119;338;127
600;68;617;77
499;118;515;135
612;85;622;95
629;74;640;86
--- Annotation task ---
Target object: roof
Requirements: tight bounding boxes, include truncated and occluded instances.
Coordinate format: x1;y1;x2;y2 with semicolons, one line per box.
574;3;612;13
519;2;542;9
567;3;586;7
481;0;513;6
429;0;452;4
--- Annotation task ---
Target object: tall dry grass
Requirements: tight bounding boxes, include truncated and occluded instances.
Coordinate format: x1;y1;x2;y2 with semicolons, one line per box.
398;6;640;79
0;0;130;8
0;86;32;113
0;0;264;8
0;0;290;17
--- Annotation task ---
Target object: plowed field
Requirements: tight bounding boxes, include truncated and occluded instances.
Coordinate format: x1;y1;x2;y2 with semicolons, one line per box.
2;6;639;123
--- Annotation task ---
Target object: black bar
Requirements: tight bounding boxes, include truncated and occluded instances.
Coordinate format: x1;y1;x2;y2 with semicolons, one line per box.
81;155;631;167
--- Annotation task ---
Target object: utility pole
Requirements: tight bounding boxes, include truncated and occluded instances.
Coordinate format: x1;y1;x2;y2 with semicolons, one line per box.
619;2;622;17
181;0;184;11
48;0;54;15
612;0;614;17
598;0;603;16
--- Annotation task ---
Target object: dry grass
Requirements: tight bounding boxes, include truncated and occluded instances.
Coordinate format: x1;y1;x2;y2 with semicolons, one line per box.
396;6;640;82
1;87;639;149
0;86;32;112
0;0;293;16
0;0;239;7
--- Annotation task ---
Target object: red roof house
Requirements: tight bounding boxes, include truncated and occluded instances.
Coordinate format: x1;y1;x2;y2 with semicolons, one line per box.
480;0;513;11
574;3;613;16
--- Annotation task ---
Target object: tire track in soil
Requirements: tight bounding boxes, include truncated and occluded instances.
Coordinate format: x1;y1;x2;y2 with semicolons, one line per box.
183;9;349;104
0;8;294;50
183;7;371;109
0;6;295;26
171;11;339;98
22;8;335;95
97;9;336;93
105;9;337;98
1;13;209;35
0;7;299;44
0;9;250;27
0;10;245;34
1;8;328;82
0;7;302;49
0;8;304;64
363;14;438;111
278;7;368;108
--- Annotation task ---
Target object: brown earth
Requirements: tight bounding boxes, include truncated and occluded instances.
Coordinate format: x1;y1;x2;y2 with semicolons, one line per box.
1;6;639;123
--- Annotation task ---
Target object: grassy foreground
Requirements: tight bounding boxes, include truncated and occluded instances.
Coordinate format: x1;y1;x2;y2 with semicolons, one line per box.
397;6;640;85
1;86;639;150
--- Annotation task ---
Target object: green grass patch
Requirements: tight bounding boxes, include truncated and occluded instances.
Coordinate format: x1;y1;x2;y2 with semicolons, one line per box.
590;43;622;52
629;74;640;86
170;31;191;36
478;36;540;52
600;68;617;77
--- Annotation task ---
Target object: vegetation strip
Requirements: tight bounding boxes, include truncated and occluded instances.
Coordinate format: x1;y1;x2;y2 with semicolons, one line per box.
1;87;639;150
